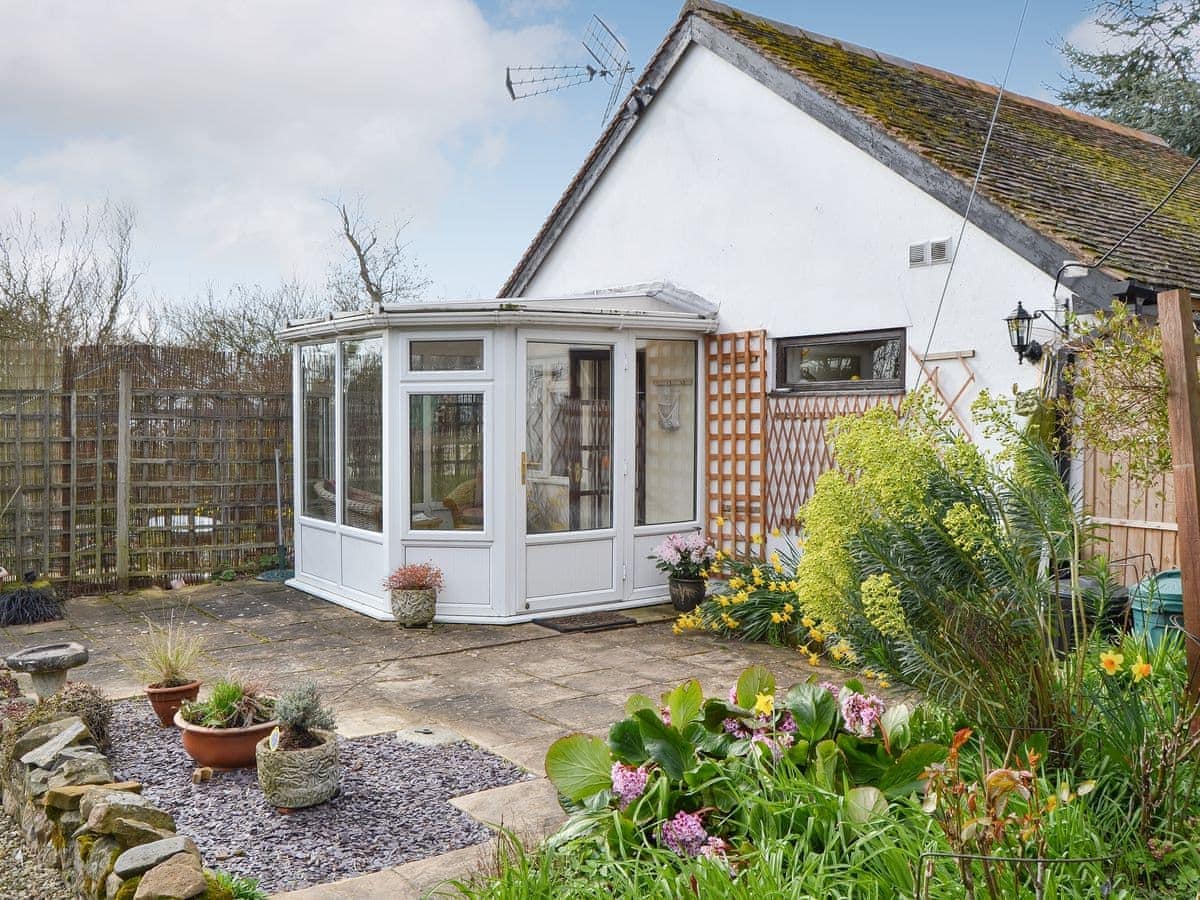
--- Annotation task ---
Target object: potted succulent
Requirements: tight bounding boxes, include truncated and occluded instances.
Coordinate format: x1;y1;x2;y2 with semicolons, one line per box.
132;618;206;727
650;532;715;612
384;562;444;628
256;681;339;810
175;678;277;769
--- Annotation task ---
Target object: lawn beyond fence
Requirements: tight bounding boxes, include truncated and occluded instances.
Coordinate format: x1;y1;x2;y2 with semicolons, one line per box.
0;344;292;593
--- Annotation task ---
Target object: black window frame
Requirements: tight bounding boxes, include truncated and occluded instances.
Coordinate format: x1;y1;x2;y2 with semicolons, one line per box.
774;328;906;393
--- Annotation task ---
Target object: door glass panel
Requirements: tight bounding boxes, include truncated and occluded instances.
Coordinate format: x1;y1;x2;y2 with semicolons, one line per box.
409;393;484;531
342;338;383;531
525;342;612;534
301;343;336;521
636;340;697;525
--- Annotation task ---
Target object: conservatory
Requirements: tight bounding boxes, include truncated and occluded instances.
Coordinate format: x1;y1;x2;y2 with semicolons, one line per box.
280;286;716;622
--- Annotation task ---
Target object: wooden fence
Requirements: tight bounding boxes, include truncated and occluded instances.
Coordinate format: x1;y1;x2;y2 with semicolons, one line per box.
0;345;292;592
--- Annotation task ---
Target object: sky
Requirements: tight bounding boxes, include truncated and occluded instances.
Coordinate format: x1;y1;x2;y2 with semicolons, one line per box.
0;0;1109;306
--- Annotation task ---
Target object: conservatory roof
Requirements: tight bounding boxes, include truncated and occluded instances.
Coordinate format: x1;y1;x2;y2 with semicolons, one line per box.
279;282;719;342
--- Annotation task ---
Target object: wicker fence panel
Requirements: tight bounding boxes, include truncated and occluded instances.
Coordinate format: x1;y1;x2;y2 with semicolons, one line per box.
0;345;293;593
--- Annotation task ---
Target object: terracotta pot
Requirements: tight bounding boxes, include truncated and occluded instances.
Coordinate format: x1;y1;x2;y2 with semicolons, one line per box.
174;711;279;769
144;680;201;727
668;577;706;612
390;588;437;627
256;729;340;809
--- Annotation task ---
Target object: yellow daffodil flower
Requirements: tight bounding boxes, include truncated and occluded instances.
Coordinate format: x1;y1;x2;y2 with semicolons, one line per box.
806;651;820;666
771;526;781;538
750;533;763;545
715;515;726;527
1099;649;1124;676
878;680;890;689
801;615;814;628
1132;656;1152;682
752;692;775;717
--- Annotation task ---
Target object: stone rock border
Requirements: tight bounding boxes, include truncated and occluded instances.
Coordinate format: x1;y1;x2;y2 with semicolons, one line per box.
1;713;214;899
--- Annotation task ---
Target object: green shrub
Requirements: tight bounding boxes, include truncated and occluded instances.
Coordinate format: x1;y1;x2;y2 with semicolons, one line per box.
205;870;267;900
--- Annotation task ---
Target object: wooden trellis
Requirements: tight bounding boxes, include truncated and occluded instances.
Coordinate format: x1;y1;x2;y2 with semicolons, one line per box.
909;347;977;437
765;391;905;531
705;331;766;559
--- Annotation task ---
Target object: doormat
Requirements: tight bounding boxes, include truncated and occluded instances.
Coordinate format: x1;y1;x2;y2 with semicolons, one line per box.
532;612;638;633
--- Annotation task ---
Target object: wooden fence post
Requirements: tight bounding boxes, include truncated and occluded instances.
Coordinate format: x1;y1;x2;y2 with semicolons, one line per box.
116;370;132;591
1157;288;1200;697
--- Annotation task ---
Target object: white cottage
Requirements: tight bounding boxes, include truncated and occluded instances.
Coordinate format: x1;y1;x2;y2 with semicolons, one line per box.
282;1;1200;622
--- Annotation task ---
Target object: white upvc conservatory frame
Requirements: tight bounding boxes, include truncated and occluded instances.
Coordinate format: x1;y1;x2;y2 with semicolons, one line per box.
281;289;717;623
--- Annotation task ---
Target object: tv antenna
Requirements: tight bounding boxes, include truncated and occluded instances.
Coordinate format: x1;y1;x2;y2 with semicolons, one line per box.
506;15;636;124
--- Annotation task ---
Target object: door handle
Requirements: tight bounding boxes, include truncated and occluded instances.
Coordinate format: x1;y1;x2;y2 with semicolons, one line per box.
520;451;527;485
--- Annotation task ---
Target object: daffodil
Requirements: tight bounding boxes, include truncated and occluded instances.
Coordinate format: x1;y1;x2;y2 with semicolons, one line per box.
1132;656;1152;682
750;533;763;545
1099;649;1124;675
878;680;890;689
771;526;781;538
806;651;820;666
752;692;775;717
715;515;725;527
783;602;794;614
801;615;815;628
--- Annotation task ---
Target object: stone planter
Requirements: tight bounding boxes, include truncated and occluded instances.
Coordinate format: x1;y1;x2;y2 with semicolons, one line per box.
173;712;278;769
390;588;437;628
144;680;201;727
668;577;705;612
255;729;340;810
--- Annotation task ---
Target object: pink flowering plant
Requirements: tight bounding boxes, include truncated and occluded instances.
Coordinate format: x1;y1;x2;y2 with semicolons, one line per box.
543;666;946;862
649;531;716;580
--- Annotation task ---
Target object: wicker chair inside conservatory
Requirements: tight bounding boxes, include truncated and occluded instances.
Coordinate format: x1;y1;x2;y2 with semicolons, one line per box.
442;475;483;529
312;479;383;531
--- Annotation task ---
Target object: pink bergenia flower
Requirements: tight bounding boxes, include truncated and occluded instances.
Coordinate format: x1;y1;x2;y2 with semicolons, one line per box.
840;691;886;738
728;685;739;705
611;762;648;810
777;710;797;733
660;810;712;857
700;836;729;859
660;706;672;727
723;717;751;739
819;681;840;696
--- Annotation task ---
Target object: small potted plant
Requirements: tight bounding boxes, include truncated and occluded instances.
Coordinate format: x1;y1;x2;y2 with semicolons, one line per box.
650;532;715;612
132;618;206;727
384;562;444;628
175;678;277;769
256;681;339;810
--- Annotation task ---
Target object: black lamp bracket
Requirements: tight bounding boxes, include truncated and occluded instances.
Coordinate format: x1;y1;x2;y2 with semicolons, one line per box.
1028;309;1069;338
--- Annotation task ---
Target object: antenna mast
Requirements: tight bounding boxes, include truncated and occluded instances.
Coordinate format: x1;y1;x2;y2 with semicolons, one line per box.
505;14;636;124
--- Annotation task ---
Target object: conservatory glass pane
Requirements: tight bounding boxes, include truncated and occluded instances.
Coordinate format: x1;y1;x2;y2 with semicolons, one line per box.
301;343;336;521
636;340;697;525
410;393;484;531
342;338;383;531
525;342;612;534
411;339;483;371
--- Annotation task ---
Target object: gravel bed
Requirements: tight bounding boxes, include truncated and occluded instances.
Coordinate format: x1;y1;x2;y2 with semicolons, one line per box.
107;701;531;893
0;813;71;900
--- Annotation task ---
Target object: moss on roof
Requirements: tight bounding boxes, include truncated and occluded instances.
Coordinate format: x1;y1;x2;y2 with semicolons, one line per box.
701;7;1200;289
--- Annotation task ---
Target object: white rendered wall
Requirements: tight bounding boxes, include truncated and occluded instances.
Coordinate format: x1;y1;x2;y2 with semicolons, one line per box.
522;44;1059;428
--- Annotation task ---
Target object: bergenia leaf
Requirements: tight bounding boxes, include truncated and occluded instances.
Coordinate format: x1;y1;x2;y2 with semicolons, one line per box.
545;734;613;802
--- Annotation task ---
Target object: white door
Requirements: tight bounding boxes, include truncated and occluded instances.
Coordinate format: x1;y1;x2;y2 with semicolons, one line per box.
520;337;623;612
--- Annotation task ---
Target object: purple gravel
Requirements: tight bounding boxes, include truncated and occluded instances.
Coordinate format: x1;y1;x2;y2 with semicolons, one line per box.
106;701;530;892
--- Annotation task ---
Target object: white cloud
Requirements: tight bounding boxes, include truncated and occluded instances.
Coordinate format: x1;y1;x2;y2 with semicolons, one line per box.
0;1;569;297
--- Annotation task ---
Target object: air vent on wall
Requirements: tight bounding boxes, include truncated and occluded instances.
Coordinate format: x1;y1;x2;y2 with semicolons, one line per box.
908;238;952;268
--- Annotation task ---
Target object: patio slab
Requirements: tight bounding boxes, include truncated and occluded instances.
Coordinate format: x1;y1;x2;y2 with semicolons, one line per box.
1;579;863;898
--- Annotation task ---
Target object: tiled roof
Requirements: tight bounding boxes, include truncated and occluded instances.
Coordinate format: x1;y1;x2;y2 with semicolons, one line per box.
501;2;1200;297
698;5;1200;292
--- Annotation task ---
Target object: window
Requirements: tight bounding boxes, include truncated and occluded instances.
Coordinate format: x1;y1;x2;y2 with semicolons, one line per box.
301;343;336;521
410;393;484;531
776;329;905;391
636;340;697;525
411;339;483;371
342;339;384;531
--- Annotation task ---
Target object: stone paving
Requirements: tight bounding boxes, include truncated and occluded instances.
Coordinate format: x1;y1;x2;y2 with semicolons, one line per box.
1;579;855;897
